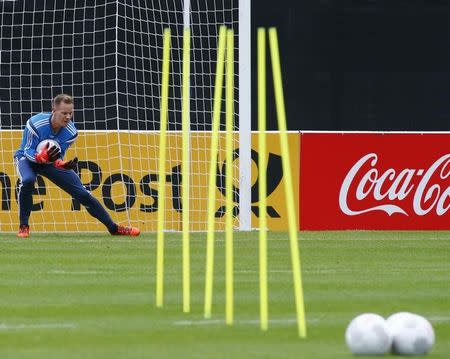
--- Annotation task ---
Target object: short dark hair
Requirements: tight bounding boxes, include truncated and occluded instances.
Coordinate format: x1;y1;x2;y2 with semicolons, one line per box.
53;94;73;106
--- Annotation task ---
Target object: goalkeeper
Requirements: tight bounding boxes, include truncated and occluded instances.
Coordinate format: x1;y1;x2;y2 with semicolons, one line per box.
14;94;140;238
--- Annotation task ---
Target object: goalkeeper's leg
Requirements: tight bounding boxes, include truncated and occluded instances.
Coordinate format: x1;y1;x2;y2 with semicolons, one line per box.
39;166;139;236
14;156;37;237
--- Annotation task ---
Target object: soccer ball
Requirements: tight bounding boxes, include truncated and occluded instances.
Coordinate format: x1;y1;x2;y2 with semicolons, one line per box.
36;139;61;163
36;139;61;153
345;313;392;356
386;312;435;356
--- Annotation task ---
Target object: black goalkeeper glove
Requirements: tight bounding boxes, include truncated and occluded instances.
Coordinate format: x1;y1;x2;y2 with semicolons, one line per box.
47;145;61;162
35;143;61;163
54;157;78;170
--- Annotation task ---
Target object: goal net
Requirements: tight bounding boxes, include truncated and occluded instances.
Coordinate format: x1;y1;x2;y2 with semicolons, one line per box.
0;0;251;232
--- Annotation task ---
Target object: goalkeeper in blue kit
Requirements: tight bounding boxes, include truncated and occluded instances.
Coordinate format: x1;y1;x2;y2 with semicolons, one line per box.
14;94;140;238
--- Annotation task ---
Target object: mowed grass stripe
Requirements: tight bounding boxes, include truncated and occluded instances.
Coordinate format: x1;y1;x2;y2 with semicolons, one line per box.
0;232;448;359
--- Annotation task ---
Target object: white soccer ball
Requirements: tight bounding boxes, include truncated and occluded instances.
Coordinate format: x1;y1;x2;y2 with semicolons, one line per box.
36;139;61;153
345;313;392;356
386;312;435;356
36;139;61;163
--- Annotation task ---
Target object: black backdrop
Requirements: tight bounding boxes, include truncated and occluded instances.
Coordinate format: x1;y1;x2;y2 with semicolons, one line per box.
2;1;450;131
252;0;450;130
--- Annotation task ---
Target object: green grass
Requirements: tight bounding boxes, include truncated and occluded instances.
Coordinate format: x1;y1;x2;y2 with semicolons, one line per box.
0;231;448;358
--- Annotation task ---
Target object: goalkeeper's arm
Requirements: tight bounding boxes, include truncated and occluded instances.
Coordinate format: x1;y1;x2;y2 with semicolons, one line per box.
52;133;79;170
34;143;77;169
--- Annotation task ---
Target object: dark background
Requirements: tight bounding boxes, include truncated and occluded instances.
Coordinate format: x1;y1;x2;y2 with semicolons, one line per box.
1;1;450;131
0;0;238;131
252;0;450;130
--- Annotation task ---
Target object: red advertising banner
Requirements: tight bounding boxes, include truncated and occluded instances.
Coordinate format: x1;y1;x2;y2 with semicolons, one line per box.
300;133;450;230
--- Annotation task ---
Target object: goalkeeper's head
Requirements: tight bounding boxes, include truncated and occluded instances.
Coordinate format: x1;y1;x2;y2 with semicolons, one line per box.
51;94;74;129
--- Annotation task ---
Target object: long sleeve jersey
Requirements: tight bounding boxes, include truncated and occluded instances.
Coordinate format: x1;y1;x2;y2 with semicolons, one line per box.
15;112;78;162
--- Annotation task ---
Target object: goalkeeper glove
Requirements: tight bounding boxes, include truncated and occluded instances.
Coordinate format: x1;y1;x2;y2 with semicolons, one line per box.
54;157;78;170
35;143;61;163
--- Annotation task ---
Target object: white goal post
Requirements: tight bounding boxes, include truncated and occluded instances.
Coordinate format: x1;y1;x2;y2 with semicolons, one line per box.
0;0;251;232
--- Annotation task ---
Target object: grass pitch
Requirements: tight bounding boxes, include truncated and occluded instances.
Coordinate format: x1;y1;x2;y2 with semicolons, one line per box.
0;231;448;358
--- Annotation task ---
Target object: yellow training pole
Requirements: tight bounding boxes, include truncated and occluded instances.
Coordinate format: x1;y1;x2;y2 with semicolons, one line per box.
181;27;191;313
268;27;307;338
156;28;171;308
204;26;227;319
225;28;234;326
257;28;268;331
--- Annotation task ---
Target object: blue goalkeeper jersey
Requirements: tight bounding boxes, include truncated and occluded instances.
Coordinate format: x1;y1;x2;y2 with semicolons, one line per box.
15;112;78;162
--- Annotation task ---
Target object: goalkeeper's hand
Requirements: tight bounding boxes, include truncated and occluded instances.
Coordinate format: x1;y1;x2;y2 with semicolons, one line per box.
35;143;61;163
54;157;79;170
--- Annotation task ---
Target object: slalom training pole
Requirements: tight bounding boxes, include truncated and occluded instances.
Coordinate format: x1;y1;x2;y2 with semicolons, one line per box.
268;27;307;338
156;28;171;308
257;27;269;331
204;26;227;319
181;26;191;313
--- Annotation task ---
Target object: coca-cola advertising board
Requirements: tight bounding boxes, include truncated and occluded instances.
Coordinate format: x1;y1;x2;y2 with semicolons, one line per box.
300;133;450;230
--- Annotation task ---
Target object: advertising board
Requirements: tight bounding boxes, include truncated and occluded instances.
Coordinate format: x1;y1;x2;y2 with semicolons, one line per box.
300;133;450;230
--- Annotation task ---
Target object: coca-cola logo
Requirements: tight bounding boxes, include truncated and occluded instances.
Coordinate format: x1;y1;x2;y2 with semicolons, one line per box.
339;153;450;216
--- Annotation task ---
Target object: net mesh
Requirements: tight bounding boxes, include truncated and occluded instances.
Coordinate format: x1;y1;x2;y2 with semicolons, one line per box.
0;0;240;232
